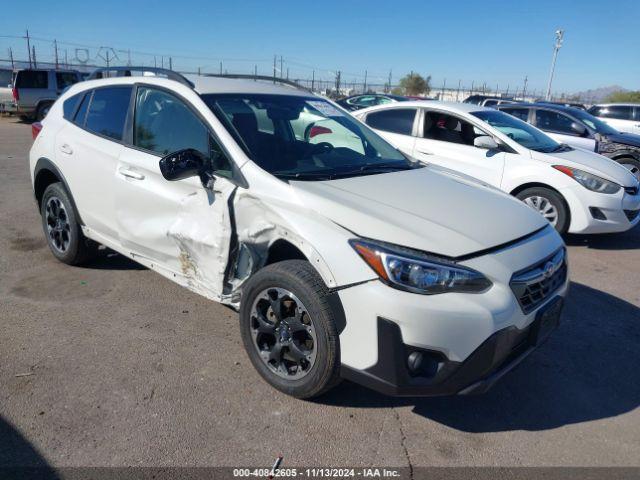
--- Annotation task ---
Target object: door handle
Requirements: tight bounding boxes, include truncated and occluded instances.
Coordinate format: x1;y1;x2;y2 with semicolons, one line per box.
59;144;73;155
118;168;145;180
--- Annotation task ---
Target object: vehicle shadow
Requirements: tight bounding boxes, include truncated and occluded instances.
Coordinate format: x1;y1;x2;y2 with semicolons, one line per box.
78;249;146;271
0;415;59;479
318;282;640;432
564;223;640;250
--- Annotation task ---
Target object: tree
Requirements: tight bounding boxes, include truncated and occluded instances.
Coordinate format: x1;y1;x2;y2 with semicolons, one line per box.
397;73;431;96
604;90;640;103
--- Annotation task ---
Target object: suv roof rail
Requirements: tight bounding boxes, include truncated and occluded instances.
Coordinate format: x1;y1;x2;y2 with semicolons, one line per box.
203;73;311;93
87;67;194;88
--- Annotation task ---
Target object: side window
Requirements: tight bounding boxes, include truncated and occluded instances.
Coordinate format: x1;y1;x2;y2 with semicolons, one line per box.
424;112;479;146
599;106;633;120
376;97;394;105
62;92;85;120
353;96;377;107
502;108;529;122
85;87;132;141
483;99;498;106
588;106;603;117
16;70;48;89
133;87;233;177
365;108;416;135
634;108;640;121
535;110;575;134
56;72;80;90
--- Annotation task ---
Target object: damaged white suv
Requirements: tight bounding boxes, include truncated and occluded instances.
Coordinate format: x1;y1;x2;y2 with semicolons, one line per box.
30;68;569;399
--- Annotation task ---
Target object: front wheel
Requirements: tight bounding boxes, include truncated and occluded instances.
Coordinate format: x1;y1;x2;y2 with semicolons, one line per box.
516;187;570;234
239;260;341;399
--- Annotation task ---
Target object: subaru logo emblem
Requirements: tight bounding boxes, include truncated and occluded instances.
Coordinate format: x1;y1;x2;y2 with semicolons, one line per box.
543;261;555;279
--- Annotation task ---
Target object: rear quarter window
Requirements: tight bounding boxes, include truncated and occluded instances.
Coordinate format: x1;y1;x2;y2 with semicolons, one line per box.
16;70;49;89
365;108;417;135
63;92;85;121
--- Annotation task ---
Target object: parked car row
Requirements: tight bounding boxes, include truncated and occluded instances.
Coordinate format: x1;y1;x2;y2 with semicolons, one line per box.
2;68;84;120
29;68;574;399
354;102;640;235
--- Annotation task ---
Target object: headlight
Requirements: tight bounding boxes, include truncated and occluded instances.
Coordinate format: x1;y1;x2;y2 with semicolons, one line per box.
553;165;621;194
350;239;492;295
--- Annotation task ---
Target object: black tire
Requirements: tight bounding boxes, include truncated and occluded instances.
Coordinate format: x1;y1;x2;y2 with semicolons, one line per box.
36;102;53;121
515;186;570;234
616;157;640;181
40;182;98;265
239;260;341;399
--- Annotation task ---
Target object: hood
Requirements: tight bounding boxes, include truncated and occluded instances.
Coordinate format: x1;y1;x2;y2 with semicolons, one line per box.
531;147;637;187
290;166;548;258
603;131;640;148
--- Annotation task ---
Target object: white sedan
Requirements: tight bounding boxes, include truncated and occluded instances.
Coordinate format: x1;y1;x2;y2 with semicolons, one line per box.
354;101;640;234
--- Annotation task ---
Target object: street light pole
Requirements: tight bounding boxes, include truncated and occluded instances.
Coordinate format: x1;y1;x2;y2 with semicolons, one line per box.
545;29;564;101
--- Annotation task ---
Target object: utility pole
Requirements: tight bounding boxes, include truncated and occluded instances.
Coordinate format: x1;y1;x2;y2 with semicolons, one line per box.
441;78;446;99
219;61;222;75
64;49;68;68
470;80;475;94
387;69;392;93
8;48;14;69
545;29;564;101
311;70;315;91
286;68;289;80
32;46;37;68
273;55;276;83
335;70;341;95
154;56;157;68
54;39;59;69
254;64;257;79
169;57;173;70
363;70;367;93
25;29;32;68
456;79;461;101
522;75;528;100
127;49;132;66
198;66;201;76
280;56;283;79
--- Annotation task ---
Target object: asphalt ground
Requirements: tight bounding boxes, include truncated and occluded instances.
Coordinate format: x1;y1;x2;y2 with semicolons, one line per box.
1;116;639;474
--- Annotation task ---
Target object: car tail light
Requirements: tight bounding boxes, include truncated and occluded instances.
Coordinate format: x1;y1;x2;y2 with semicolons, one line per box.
12;87;19;102
309;125;332;138
32;122;43;140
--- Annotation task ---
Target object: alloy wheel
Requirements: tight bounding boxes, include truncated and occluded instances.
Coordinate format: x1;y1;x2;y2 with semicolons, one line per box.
523;195;558;226
45;196;71;253
250;288;317;380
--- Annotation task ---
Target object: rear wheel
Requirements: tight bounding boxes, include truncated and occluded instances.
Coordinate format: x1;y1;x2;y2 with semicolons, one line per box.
239;260;341;399
617;157;640;181
516;187;569;234
41;182;98;265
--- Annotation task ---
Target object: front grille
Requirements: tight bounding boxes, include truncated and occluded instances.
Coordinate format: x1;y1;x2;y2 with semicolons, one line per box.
624;186;638;196
510;248;567;314
625;209;640;222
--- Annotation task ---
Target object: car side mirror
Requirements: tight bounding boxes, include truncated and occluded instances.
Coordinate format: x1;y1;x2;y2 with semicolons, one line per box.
570;122;587;136
159;148;211;186
474;135;499;150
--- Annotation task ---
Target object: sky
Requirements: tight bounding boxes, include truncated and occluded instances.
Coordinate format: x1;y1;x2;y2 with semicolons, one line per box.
2;0;639;95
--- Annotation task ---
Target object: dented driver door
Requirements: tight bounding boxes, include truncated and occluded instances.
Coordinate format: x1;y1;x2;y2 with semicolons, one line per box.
113;85;235;301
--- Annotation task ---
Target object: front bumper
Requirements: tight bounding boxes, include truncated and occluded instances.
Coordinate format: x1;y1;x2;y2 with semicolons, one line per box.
336;225;568;396
561;183;640;234
341;297;563;396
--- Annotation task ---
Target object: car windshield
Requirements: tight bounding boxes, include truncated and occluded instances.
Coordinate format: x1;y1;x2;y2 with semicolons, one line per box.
202;93;419;180
472;110;564;153
568;108;618;135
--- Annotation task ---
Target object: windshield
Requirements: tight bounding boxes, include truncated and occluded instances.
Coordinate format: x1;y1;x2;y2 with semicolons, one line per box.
472;110;564;153
568;108;618;135
202;94;418;180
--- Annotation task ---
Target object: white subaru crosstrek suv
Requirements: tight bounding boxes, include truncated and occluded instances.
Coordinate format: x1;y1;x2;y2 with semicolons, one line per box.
355;102;640;235
30;68;569;399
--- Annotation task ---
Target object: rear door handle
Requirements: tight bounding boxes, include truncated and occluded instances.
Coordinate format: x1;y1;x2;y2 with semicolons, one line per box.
59;144;73;155
118;168;145;180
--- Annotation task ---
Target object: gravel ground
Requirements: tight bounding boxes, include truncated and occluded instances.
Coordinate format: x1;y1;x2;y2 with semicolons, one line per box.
1;116;638;473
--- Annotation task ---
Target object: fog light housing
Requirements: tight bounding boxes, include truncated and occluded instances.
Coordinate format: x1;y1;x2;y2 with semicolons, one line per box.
589;206;607;220
407;351;441;378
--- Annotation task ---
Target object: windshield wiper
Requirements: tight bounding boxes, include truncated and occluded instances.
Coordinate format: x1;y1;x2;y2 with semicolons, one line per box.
275;172;337;181
356;162;421;172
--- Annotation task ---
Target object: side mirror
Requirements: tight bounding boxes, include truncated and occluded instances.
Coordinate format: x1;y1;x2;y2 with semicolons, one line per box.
474;135;500;150
570;122;587;136
159;148;208;181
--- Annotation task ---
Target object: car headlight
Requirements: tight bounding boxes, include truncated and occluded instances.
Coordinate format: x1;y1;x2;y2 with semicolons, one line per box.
553;165;621;194
349;239;492;295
